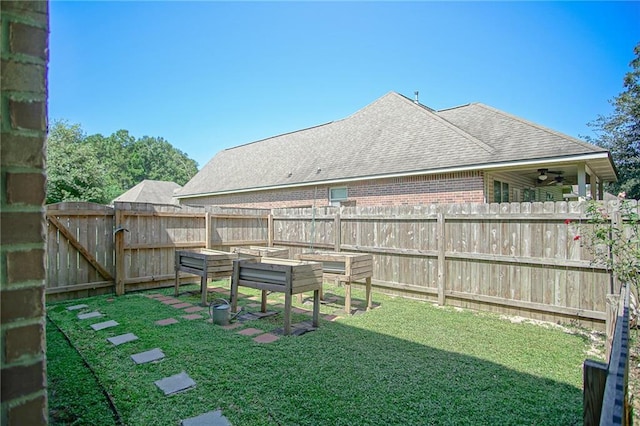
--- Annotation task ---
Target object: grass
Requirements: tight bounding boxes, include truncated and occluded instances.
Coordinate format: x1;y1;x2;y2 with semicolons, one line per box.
47;317;118;425
46;282;601;425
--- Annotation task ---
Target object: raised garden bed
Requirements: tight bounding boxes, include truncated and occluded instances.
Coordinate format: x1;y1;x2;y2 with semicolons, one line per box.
231;257;322;335
174;249;238;306
296;251;373;314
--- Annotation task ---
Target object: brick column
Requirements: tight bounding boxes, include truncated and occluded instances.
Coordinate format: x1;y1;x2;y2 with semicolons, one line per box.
0;1;49;425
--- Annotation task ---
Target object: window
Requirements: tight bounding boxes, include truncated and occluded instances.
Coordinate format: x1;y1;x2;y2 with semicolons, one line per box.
523;188;536;202
329;187;348;206
494;180;509;203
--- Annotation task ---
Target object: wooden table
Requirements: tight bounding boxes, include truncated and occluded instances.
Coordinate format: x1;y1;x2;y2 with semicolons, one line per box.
174;249;238;306
231;257;322;335
296;251;373;314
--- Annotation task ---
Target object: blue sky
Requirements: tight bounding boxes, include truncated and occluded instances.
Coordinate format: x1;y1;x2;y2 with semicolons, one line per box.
49;1;640;169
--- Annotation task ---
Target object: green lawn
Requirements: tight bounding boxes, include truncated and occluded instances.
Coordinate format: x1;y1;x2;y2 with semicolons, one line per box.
47;283;599;425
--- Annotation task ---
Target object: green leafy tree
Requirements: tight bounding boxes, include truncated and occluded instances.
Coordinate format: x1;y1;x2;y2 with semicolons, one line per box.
586;42;640;199
46;121;111;204
46;121;199;204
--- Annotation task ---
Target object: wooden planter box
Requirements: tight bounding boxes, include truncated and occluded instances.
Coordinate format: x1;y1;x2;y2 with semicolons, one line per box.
296;251;373;314
174;249;238;306
231;258;323;335
231;246;289;260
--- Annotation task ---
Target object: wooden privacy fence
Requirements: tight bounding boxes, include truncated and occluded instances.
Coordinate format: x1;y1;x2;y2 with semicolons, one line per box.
45;202;269;300
271;201;636;329
583;283;631;425
45;200;638;330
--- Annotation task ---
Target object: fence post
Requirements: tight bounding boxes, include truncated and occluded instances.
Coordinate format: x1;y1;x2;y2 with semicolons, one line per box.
583;359;608;426
610;207;622;294
605;293;620;362
114;204;125;296
268;213;274;247
334;212;341;252
205;212;211;249
437;209;445;305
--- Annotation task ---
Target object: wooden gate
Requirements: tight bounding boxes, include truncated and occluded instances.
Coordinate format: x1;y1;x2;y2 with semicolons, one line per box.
46;202;115;299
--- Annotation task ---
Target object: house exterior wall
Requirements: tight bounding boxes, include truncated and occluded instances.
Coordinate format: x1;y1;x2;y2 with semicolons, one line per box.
181;171;485;208
0;1;49;424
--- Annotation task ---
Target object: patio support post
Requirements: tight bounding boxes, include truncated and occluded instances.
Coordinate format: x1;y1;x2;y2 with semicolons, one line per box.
268;213;274;247
437;209;446;305
577;163;587;199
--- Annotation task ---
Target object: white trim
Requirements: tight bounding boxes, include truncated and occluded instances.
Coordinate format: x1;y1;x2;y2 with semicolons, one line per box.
176;152;612;200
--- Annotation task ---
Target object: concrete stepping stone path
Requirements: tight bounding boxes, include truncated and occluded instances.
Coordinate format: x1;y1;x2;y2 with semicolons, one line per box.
182;314;203;321
154;371;196;395
131;348;165;364
90;320;119;331
181;410;231;426
67;304;89;311
155;318;179;326
77;311;103;320
108;333;139;346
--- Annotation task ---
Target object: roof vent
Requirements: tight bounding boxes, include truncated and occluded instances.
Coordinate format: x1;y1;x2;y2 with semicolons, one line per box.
414;91;419;104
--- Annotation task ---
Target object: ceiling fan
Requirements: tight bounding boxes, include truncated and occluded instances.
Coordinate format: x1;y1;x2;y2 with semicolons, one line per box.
537;169;564;184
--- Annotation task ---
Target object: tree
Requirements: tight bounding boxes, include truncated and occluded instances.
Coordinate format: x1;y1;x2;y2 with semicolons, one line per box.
45;121;199;204
586;42;640;199
46;121;111;204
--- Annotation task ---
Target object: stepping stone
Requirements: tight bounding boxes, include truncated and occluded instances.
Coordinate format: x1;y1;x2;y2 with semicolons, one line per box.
161;299;183;305
156;318;179;326
155;296;174;301
77;311;102;320
208;287;228;294
182;314;203;320
146;293;164;299
154;372;196;395
107;333;139;346
292;307;309;314
172;302;192;309
181;409;231;426
131;348;165;364
246;303;262;308
90;320;119;331
184;306;204;313
67;304;88;311
324;314;339;321
237;327;263;336
253;333;280;344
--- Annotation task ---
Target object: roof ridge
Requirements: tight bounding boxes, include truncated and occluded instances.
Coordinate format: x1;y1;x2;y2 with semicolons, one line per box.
472;103;606;152
223;121;334;152
390;94;496;154
437;102;473;112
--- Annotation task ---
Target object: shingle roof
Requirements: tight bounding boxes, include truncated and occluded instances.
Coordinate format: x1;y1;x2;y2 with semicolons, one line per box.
177;91;612;198
113;180;181;204
437;102;604;161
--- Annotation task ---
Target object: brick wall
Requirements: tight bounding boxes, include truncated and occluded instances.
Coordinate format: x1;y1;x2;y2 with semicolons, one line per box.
182;171;485;208
0;1;49;424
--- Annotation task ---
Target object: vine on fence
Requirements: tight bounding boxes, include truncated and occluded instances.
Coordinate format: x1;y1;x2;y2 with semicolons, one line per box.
577;194;640;323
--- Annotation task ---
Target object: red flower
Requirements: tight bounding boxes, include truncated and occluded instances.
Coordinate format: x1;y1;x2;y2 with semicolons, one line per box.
564;219;572;225
573;235;581;241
